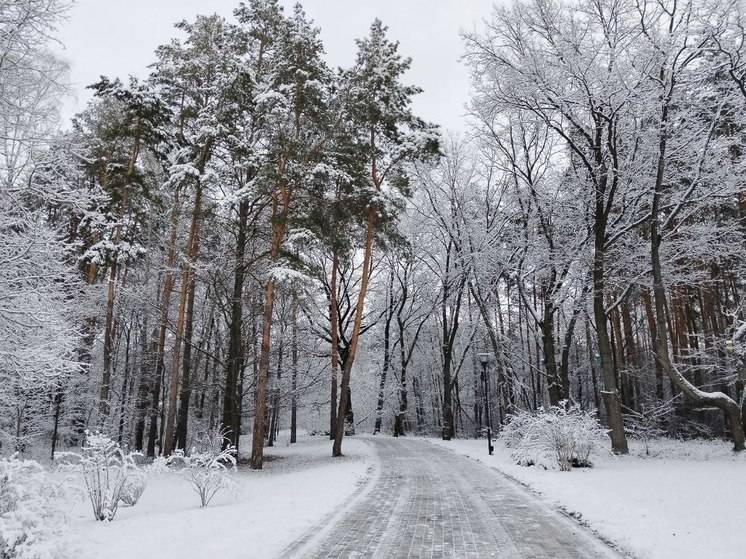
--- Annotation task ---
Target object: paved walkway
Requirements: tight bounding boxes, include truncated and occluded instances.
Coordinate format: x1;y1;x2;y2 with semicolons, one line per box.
283;436;622;559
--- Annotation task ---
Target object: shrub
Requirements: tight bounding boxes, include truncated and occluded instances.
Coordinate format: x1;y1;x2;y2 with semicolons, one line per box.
499;410;537;449
118;470;147;507
0;456;71;559
70;431;141;521
624;398;676;455
145;455;171;476
501;403;607;471
182;428;237;507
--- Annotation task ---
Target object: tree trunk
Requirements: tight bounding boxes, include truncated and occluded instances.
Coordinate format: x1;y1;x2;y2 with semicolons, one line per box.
413;376;426;431
116;326;132;445
133;318;154;451
329;251;339;439
641;286;665;401
374;269;394;434
146;188;181;457
268;333;283;448
593;213;628;454
290;294;298;444
99;130;142;419
542;301;561;405
585;318;601;412
394;313;409;436
441;321;455;442
223;199;249;448
50;388;62;461
332;210;375;457
99;258;119;418
163;183;203;456
250;180;290;470
559;300;583;404
174;272;198;450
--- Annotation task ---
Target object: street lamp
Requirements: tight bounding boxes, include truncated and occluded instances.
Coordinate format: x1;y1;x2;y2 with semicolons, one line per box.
477;352;494;456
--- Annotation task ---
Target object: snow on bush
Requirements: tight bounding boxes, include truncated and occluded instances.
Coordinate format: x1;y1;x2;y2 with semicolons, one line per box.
181;428;237;507
62;431;142;521
499;409;537;449
145;455;171;476
500;404;607;471
0;456;72;559
624;398;676;455
118;470;147;507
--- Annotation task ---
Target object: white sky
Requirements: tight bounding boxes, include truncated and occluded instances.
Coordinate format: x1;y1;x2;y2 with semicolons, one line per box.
55;0;498;133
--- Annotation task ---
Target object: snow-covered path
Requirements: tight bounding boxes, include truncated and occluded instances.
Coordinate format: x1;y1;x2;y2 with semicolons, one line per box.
283;436;621;558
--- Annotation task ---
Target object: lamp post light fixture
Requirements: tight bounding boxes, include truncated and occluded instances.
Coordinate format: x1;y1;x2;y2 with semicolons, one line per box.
477;352;494;456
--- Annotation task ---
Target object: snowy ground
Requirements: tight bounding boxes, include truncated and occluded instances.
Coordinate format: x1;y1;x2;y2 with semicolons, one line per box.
63;433;375;559
428;436;746;559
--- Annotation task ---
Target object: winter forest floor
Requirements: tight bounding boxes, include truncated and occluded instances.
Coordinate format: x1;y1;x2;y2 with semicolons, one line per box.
429;437;746;559
64;434;374;559
57;434;745;559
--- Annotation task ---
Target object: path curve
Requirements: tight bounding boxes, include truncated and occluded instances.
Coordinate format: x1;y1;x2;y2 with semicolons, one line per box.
283;436;623;559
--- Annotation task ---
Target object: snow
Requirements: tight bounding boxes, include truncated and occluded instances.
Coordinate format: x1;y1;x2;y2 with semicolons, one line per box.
428;437;746;559
63;434;375;559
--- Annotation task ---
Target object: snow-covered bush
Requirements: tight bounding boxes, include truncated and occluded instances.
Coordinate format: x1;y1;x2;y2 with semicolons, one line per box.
0;456;72;559
75;431;139;521
145;455;171;476
501;404;607;471
118;470;147;507
624;398;676;455
182;429;237;507
499;410;537;449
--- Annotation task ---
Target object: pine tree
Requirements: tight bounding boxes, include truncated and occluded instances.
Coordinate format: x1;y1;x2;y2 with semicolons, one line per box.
331;19;439;456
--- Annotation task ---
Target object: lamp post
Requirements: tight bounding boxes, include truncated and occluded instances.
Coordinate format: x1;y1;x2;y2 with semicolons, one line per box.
477;352;494;455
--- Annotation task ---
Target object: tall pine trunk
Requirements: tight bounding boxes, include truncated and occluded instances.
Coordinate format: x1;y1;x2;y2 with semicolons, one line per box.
223;199;249;447
290;294;298;443
163;183;203;455
174;274;198;450
332;210;375;457
250;179;290;470
146;189;181;457
329;251;339;438
100;130;141;419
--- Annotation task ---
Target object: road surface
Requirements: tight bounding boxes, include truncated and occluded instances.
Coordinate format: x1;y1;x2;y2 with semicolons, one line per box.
282;436;622;558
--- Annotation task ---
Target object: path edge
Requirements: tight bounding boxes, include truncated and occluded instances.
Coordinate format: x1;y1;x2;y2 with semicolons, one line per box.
278;436;382;559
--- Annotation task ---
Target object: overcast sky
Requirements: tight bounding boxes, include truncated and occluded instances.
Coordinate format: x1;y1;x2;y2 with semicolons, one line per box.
55;0;497;133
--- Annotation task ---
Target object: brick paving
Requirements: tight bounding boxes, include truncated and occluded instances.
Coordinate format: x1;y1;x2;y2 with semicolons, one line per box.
283;437;622;559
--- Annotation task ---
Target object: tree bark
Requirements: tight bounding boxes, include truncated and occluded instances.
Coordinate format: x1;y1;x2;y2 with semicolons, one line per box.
99;258;119;418
329;251;339;439
374;268;394;434
593;178;628;453
223;199;249;448
250;178;290;469
290;294;298;443
146;188;181;456
542;299;561;405
332;210;374;456
174;271;198;450
99;128;142;419
163;183;203;455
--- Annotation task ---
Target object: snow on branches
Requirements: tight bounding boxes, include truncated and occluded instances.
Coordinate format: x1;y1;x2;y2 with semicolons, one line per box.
0;455;73;559
500;404;607;471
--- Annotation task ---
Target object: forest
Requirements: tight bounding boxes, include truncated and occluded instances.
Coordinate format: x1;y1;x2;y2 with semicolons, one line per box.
2;0;746;557
4;0;746;463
